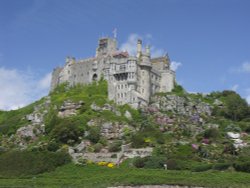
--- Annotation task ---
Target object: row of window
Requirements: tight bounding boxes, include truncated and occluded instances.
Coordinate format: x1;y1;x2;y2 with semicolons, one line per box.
117;84;128;89
117;92;127;98
128;72;135;79
151;74;160;81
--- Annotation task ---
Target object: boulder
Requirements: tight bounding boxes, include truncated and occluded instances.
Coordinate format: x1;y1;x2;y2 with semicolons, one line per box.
58;100;83;118
227;132;240;139
16;125;36;139
124;110;132;120
75;141;86;152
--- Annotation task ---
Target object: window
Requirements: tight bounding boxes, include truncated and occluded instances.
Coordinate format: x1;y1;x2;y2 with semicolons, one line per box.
92;74;98;81
120;64;126;71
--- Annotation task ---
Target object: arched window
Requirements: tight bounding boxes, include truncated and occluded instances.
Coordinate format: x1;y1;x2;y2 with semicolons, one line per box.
92;74;98;81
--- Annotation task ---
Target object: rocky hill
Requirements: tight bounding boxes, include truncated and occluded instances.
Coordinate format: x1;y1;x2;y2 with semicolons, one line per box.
0;80;250;176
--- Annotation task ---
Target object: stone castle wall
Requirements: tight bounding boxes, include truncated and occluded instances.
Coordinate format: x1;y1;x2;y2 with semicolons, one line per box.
51;37;176;108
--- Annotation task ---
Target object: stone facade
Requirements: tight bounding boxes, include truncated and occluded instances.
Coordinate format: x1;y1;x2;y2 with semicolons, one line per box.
51;37;175;108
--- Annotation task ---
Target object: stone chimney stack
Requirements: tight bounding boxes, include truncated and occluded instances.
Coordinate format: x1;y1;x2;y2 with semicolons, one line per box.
145;45;151;57
137;39;142;58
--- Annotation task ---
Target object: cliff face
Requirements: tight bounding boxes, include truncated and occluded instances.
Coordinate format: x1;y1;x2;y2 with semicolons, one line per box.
150;94;212;116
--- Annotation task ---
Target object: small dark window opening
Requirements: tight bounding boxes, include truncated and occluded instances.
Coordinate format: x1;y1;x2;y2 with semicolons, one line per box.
92;74;98;81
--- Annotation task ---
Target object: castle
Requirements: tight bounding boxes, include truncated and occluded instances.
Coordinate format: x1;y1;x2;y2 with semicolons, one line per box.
51;37;175;108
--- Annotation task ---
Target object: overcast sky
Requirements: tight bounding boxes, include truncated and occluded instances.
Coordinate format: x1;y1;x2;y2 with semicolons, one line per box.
0;0;250;110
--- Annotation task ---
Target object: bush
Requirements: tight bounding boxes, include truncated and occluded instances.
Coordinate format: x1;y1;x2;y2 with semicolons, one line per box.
93;143;103;153
0;150;71;177
47;141;60;152
133;157;147;168
204;128;220;139
166;159;179;170
234;161;250;173
108;141;122;152
144;156;167;169
50;119;83;145
192;164;213;172
213;163;231;171
131;134;147;148
86;127;101;144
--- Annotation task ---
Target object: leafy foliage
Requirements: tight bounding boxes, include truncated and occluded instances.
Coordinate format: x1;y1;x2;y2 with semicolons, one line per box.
212;90;250;121
50;118;84;145
0;100;44;135
0;150;70;177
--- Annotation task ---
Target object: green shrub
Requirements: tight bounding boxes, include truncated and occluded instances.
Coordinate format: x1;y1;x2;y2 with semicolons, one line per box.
0;101;39;135
93;143;103;153
144;156;167;169
0;150;70;177
131;134;147;148
108;141;122;152
166;159;179;170
204;128;220;139
133;157;146;168
50;119;83;145
234;161;250;173
86;127;101;144
192;164;213;172
213;163;231;171
171;84;185;95
47;141;60;152
168;144;194;160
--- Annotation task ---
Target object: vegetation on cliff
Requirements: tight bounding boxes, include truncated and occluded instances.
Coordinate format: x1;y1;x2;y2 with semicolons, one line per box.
0;81;250;187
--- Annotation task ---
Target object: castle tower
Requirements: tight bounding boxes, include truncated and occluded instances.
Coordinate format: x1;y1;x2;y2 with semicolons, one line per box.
138;41;152;103
96;37;117;56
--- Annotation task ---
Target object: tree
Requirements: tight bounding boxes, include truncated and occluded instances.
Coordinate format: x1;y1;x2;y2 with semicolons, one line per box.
213;90;250;121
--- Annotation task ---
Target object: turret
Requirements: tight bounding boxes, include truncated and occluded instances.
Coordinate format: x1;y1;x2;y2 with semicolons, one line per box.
136;40;152;103
65;56;76;65
136;39;142;58
145;45;151;57
96;37;117;56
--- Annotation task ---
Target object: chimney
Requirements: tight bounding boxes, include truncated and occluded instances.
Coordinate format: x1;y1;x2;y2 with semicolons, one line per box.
145;45;151;57
137;39;142;58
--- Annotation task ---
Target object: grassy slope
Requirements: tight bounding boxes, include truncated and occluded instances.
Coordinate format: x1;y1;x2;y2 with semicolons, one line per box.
1;163;250;188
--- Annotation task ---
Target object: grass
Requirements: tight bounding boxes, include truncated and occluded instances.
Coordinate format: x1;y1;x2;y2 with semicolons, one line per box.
0;98;45;135
1;163;250;187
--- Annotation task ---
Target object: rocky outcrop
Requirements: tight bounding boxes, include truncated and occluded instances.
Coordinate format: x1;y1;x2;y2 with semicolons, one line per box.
58;100;84;118
14;96;51;148
87;120;135;140
90;103;122;117
16;124;45;141
150;95;212;116
227;132;247;149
